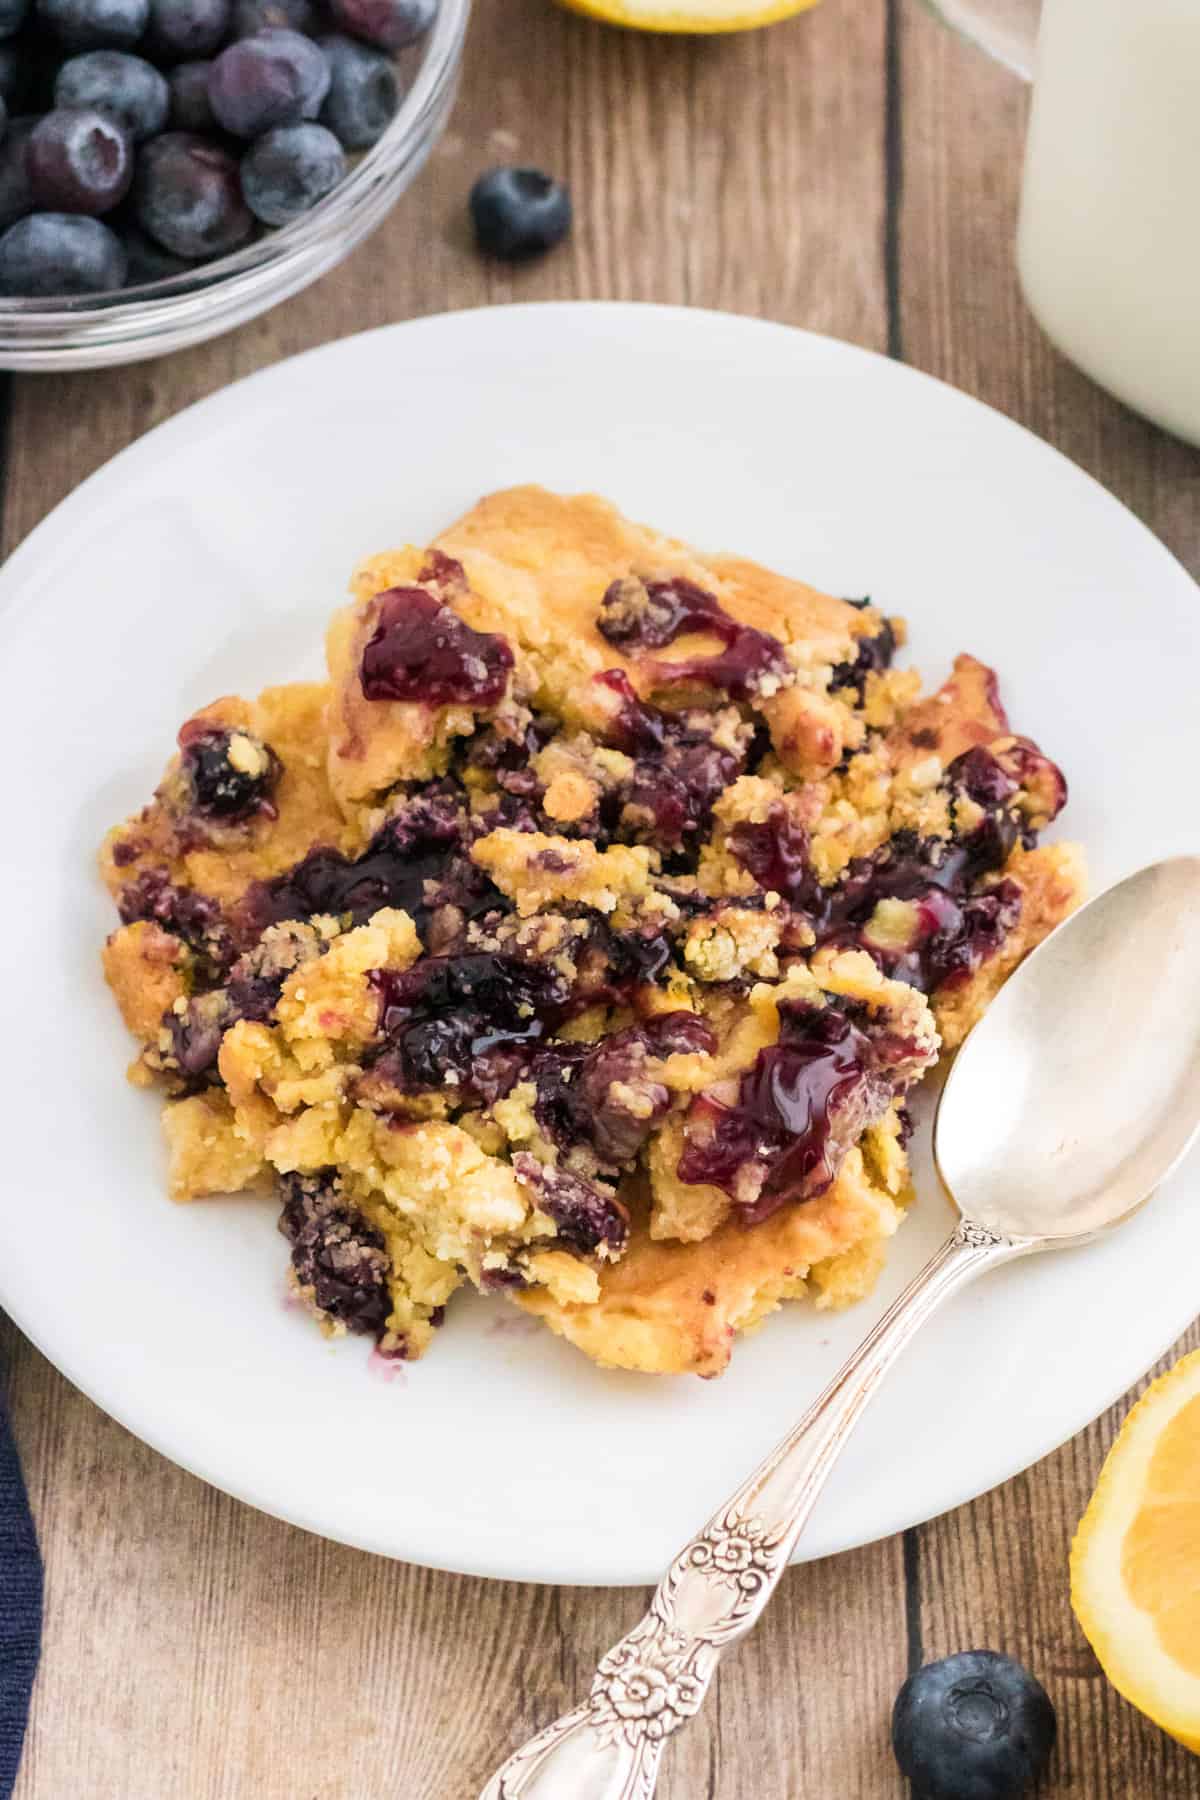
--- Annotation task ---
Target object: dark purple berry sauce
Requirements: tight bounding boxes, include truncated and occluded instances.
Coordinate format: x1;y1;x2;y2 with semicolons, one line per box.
512;1153;629;1258
830;599;897;697
728;802;812;904
727;744;1055;996
598;575;788;701
360;585;514;708
278;1168;392;1337
416;548;467;593
179;722;280;821
623;730;741;852
592;668;667;756
678;1001;890;1221
117;865;235;978
236;793;505;945
532;1011;716;1170
370;952;571;1105
164;922;317;1081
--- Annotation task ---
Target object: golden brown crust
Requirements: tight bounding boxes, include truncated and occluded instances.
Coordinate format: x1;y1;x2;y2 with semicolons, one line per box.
433;487;872;729
888;652;1008;769
101;683;349;905
102;921;189;1042
99;485;1084;1376
518;1148;907;1379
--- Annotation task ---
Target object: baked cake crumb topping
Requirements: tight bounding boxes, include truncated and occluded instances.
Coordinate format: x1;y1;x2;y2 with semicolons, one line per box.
99;486;1084;1377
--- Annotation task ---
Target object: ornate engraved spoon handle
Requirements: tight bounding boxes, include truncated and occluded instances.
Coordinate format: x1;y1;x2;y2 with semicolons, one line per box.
479;1218;1031;1799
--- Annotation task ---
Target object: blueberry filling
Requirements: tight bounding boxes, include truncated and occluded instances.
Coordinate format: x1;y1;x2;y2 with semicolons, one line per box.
370;952;571;1105
621;731;742;852
162;922;316;1081
572;918;677;1003
951;744;1019;808
179;723;280;820
236;793;505;944
479;1263;529;1292
117;866;234;979
416;548;467;592
532;1012;717;1168
598;575;789;701
277;1168;392;1337
829;599;897;696
162;991;232;1081
678;1001;891;1221
728;802;812;904
511;1153;629;1258
727;742;1060;994
360;584;513;708
593;668;667;755
464;713;550;778
588;673;749;853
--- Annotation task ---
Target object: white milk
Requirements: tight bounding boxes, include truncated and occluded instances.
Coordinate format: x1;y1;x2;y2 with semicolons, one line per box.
1017;0;1200;444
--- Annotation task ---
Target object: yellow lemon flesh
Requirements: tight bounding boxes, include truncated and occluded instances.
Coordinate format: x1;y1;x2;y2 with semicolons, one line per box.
1072;1349;1200;1754
556;0;820;35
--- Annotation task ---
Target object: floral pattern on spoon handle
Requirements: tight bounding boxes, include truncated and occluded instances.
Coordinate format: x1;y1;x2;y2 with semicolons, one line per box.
481;1217;1026;1799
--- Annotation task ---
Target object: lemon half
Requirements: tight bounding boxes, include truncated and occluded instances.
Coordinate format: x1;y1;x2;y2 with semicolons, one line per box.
1072;1349;1200;1753
557;0;821;35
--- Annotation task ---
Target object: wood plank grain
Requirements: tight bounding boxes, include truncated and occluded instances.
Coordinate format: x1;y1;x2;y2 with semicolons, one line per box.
1;0;891;557
3;1312;908;1799
898;8;1200;1796
895;0;1200;579
2;3;905;1796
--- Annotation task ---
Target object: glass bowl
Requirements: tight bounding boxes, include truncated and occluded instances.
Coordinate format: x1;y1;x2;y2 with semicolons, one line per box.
0;0;469;372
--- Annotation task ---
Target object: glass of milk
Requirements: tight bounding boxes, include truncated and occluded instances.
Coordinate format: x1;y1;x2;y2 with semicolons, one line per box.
923;0;1200;447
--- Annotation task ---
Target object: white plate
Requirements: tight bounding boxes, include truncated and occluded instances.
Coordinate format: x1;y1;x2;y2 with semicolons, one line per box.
1;304;1197;1587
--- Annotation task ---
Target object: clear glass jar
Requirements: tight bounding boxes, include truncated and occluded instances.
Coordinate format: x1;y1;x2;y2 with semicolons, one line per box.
0;0;469;372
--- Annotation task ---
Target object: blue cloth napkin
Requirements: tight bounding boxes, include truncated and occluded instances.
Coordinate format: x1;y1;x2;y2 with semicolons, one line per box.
0;1390;41;1800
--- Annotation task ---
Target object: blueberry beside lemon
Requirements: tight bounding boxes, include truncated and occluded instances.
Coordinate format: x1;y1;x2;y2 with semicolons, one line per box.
893;1651;1056;1800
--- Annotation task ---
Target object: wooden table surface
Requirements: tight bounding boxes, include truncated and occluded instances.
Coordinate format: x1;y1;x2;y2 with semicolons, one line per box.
4;1;1200;1794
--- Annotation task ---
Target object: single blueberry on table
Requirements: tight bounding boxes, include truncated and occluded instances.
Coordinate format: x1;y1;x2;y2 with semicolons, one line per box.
0;0;28;41
230;0;313;38
55;51;169;141
207;26;329;137
326;0;432;51
146;0;229;60
166;56;212;127
892;1650;1057;1800
318;31;396;149
0;209;126;291
240;119;343;224
36;0;150;52
134;129;253;255
27;105;132;212
469;165;571;261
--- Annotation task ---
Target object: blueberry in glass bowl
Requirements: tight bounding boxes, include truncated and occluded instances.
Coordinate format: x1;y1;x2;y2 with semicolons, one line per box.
0;0;465;369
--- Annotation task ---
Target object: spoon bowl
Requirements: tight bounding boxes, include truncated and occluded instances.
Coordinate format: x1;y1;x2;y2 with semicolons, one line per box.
935;856;1200;1244
481;856;1200;1800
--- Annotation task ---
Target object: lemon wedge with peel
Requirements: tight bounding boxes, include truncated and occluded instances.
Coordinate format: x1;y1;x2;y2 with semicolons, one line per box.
556;0;820;34
1072;1349;1200;1753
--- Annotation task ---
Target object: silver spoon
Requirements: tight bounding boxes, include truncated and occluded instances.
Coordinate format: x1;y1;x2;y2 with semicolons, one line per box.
480;856;1200;1800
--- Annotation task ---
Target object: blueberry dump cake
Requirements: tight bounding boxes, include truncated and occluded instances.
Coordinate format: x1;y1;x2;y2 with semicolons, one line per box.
100;486;1084;1377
